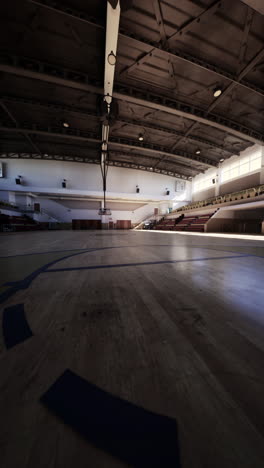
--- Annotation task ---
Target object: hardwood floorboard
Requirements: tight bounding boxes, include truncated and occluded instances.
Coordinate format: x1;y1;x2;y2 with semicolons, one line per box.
0;230;264;467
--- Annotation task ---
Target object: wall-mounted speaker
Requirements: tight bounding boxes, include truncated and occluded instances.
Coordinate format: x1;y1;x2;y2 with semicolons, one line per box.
212;178;216;184
15;178;21;185
166;190;170;195
136;187;140;193
62;181;66;188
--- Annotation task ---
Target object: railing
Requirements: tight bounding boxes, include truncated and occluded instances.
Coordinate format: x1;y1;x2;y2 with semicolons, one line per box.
38;208;60;222
173;183;264;213
14;204;35;213
134;213;163;230
0;200;61;222
0;200;19;211
18;205;60;222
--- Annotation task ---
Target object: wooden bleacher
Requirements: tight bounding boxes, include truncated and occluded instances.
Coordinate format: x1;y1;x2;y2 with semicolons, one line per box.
0;214;40;232
185;214;214;232
154;215;182;231
174;215;197;231
153;213;215;233
173;183;264;214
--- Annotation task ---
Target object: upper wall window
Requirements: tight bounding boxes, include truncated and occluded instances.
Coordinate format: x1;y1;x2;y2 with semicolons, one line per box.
221;149;262;184
193;173;216;193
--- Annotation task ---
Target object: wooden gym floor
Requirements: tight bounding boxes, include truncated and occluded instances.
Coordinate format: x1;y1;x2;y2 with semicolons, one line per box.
0;230;264;468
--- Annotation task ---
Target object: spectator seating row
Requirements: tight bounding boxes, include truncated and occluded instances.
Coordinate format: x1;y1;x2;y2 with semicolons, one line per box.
154;213;214;233
174;215;197;231
185;214;213;232
154;215;183;231
173;184;264;213
0;213;40;231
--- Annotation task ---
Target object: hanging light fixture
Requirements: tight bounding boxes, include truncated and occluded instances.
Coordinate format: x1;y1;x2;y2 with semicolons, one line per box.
62;121;70;128
138;133;144;141
195;149;201;154
213;87;222;98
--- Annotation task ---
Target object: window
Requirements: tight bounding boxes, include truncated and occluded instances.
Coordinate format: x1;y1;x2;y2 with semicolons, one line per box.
193;174;216;193
221;149;261;184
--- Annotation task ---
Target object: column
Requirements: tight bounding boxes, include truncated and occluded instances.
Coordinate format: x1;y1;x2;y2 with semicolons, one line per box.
101;201;109;230
260;146;264;185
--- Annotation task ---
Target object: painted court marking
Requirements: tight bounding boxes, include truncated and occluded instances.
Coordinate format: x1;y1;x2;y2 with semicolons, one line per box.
41;369;181;467
0;244;263;304
3;303;33;349
47;254;251;273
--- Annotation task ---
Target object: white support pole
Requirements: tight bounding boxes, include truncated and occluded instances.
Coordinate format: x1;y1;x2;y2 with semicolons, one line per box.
260;145;264;185
100;1;121;227
104;1;120;106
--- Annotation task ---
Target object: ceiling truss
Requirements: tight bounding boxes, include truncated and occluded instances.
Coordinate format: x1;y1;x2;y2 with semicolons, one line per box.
0;123;215;168
1;95;237;155
121;0;222;77
25;0;264;98
0;53;263;145
0;0;263;181
0;100;42;155
0;152;190;179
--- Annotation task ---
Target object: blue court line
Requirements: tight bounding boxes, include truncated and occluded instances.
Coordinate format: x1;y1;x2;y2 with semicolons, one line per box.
3;303;33;349
0;241;263;305
47;254;251;273
0;247;98;259
41;369;181;467
1;244;264;259
0;249;93;304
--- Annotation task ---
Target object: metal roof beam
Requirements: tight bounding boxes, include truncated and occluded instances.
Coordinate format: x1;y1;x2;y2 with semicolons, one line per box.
118;33;264;98
113;84;264;145
0;151;100;164
0;123;213;167
3;95;235;154
113;116;236;155
1;94;236;155
27;0;105;29
108;136;216;167
167;0;222;44
26;0;264;98
170;44;264;151
0;101;42;155
237;7;254;71
108;157;191;179
0;54;103;95
152;0;167;42
109;150;200;174
207;45;264;113
1;54;263;145
120;1;222;76
2;95;100;119
240;1;264;15
117;34;264;99
0;152;189;179
0;125;100;144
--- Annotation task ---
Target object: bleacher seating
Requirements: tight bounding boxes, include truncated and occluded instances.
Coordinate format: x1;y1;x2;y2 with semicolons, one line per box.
0;214;40;232
174;215;197;231
185;214;213;232
173;183;264;214
154;213;215;233
154;215;182;231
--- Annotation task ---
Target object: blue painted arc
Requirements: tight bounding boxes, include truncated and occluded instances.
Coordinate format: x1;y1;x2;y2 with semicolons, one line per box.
3;303;33;349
